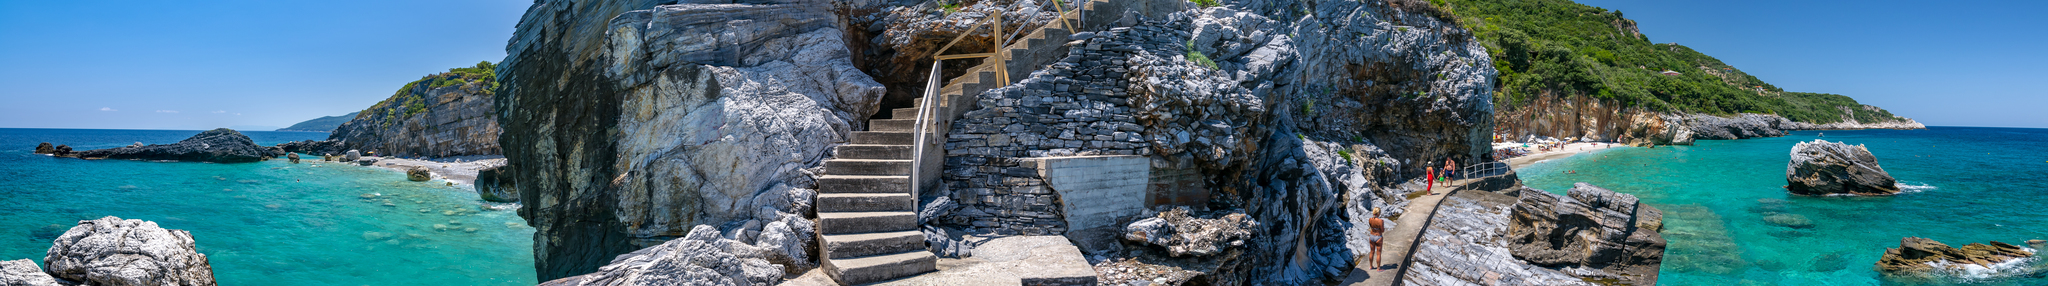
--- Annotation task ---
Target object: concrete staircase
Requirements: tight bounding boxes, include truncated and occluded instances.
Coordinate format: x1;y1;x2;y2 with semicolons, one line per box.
815;1;1110;284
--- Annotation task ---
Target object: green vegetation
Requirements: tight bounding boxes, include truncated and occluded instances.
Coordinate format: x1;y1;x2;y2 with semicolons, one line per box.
1338;149;1354;164
363;61;498;126
1437;0;1903;124
1190;0;1220;8
1186;40;1218;69
938;1;960;14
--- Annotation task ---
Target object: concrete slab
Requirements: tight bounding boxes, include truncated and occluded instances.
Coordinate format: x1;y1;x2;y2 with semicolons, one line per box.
873;236;1099;286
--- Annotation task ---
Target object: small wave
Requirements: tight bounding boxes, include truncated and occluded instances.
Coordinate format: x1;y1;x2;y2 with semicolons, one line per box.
1922;249;2044;281
1898;182;1938;193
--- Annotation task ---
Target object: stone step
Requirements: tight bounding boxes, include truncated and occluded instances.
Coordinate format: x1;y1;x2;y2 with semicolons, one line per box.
817;193;915;212
891;108;921;120
870;119;915;132
823;159;911;176
826;251;937;285
818;211;917;234
851;131;913;145
833;145;911;160
816;175;910;193
821;230;926;259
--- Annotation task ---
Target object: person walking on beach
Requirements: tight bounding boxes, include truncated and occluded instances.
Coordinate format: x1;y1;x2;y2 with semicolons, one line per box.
1368;208;1386;271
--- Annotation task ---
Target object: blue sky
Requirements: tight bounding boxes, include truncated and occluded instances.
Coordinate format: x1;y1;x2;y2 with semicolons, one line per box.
1576;0;2047;128
0;0;528;130
0;1;2041;129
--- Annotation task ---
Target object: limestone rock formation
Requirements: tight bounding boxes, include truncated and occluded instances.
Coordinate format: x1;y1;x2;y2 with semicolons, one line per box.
286;153;300;163
44;216;216;286
536;226;783;286
1122;207;1257;257
473;165;517;203
1404;191;1603;286
344;150;361;162
497;1;871;279
274;140;344;157
1505;183;1665;285
1877;237;2034;273
1786;140;1899;196
0;259;63;286
406;166;432;181
63;128;278;163
327;62;501;158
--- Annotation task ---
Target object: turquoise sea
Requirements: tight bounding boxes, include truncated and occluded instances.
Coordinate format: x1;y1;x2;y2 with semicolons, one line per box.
1518;127;2048;285
0;128;537;285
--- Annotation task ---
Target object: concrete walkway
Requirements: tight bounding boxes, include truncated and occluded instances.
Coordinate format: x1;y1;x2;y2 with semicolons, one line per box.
1338;179;1474;286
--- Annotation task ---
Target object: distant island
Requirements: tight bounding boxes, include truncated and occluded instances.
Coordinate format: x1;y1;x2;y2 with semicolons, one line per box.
275;111;358;132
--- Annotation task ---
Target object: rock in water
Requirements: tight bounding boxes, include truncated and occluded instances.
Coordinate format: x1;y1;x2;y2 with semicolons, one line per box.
0;259;62;286
1507;183;1666;285
275;140;344;156
537;225;782;286
66;128;275;163
1877;237;2035;273
286;153;300;164
1786;140;1899;196
406;166;432;181
32;143;54;154
473;165;517;203
343;150;361;162
44;216;216;286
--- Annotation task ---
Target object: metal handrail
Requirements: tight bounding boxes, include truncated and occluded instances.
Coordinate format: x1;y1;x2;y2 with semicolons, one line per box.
910;61;942;200
1456;161;1512;180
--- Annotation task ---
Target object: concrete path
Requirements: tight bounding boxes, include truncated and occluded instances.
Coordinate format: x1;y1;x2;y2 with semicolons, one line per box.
1338;179;1474;286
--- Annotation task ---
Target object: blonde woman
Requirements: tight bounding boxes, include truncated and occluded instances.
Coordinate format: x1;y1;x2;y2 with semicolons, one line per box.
1368;207;1386;271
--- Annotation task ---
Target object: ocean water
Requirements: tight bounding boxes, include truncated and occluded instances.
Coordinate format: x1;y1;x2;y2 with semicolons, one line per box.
1517;127;2048;285
0;128;537;285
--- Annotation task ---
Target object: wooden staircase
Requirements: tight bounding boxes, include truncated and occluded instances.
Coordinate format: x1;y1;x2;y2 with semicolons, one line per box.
814;1;1109;284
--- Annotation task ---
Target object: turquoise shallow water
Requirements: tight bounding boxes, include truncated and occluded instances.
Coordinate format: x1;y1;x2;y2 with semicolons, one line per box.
1517;127;2048;285
0;128;536;285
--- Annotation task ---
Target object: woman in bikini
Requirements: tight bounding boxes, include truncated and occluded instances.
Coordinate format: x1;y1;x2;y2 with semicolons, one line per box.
1369;207;1386;271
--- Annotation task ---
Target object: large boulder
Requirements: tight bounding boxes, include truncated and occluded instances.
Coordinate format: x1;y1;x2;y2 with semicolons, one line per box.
32;143;54;155
1507;183;1665;285
406;166;432;182
1877;237;2034;273
66;129;277;163
498;1;876;279
1786;140;1899;196
0;259;63;286
343;150;361;162
44;216;215;286
536;225;783;286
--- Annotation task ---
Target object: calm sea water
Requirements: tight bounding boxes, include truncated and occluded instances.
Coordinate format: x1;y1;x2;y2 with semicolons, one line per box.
1518;127;2048;285
0;128;536;285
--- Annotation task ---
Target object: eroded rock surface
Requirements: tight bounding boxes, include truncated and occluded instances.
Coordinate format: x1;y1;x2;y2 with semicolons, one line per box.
1505;183;1665;285
0;259;62;286
64;128;278;163
498;1;865;278
536;226;783;286
1787;139;1899;196
1877;237;2035;273
474;164;517;203
44;216;215;286
1123;207;1257;257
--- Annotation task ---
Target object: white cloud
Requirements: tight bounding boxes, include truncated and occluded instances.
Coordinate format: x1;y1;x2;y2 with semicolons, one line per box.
212;110;226;114
98;107;116;111
235;113;242;116
156;110;179;113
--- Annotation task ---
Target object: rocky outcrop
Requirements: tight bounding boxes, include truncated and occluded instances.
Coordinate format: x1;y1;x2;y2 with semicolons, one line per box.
328;62;501;158
405;166;432;181
61;128;278;163
44;216;216;286
0;259;62;286
1505;183;1665;285
497;1;872;279
1122;207;1257;257
536;226;783;286
274;139;344;157
1404;190;1599;286
473;165;517;203
1786;140;1899;196
32;143;54;155
1877;237;2035;273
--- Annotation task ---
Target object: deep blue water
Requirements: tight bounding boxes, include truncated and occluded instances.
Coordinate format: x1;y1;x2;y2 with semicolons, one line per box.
1518;127;2048;285
0;128;536;285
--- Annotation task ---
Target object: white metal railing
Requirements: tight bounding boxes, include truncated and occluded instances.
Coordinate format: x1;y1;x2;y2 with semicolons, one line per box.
1457;161;1512;180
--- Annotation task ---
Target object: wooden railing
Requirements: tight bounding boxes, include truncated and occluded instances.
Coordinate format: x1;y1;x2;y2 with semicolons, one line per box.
910;0;1079;199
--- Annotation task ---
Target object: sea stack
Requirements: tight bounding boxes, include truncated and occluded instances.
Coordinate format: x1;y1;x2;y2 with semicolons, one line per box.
1786;140;1899;195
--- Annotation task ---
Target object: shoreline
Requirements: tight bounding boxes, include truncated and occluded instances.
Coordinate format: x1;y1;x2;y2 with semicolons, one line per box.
351;155;505;185
1501;142;1629;169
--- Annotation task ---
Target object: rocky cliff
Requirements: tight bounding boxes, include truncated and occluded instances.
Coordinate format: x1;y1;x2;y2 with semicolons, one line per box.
497;0;879;280
327;62;502;158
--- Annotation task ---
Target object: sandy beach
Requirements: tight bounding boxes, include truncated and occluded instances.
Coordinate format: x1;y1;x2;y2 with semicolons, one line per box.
1502;142;1629;169
357;155;506;185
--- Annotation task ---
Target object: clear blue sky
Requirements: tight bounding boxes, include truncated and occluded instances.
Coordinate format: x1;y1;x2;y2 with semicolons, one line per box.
0;0;529;130
1575;0;2047;128
1;1;2041;129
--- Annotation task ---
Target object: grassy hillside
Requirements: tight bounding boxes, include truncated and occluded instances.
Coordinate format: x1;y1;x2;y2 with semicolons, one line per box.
357;61;497;126
1436;0;1905;124
276;111;359;132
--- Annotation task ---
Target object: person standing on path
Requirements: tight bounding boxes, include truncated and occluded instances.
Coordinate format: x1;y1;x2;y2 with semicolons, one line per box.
1445;159;1458;181
1368;208;1386;271
1425;165;1438;195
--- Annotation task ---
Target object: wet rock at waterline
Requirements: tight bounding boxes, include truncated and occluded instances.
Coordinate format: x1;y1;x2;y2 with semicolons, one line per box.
32;143;54;155
43;216;216;286
1787;140;1899;196
287;153;300;163
1877;237;2035;274
55;128;279;163
343;150;361;162
406;166;431;182
473;165;516;203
